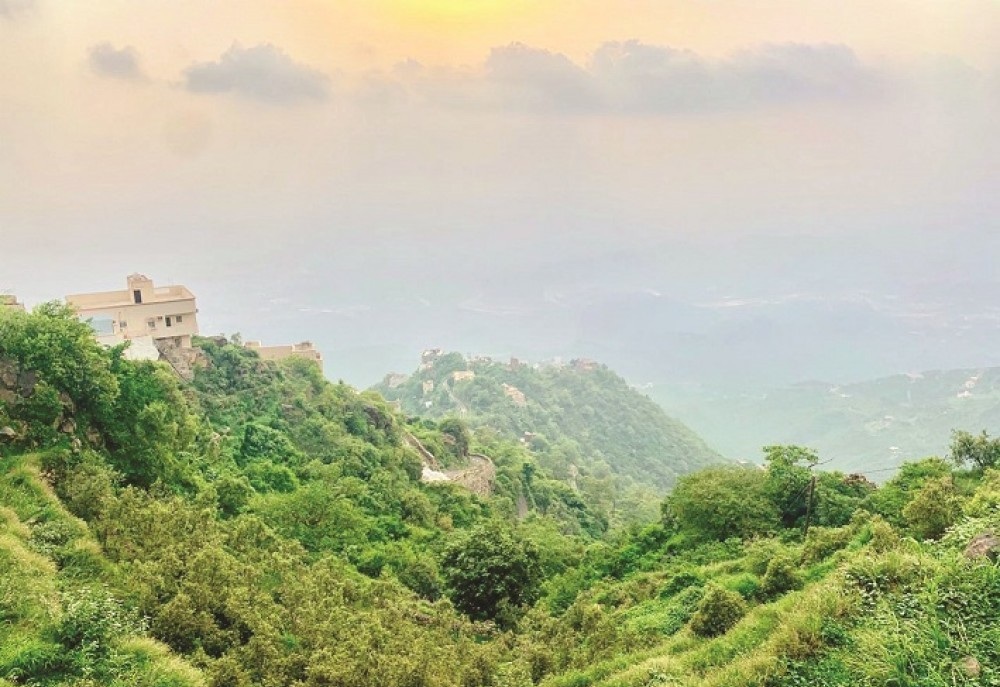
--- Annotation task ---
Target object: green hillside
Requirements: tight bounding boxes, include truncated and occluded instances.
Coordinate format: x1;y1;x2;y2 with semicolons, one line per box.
375;353;725;495
657;368;1000;475
2;305;999;687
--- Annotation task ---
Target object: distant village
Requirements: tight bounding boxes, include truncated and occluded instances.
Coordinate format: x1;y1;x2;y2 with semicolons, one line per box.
2;274;323;376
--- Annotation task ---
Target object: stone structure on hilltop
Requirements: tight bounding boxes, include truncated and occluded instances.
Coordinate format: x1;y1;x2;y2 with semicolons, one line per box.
244;340;323;371
1;295;25;312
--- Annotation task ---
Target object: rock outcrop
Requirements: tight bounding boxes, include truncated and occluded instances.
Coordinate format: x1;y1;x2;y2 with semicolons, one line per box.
964;532;1000;561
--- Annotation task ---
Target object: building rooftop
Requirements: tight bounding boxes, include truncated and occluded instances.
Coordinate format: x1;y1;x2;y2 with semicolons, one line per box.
67;277;195;309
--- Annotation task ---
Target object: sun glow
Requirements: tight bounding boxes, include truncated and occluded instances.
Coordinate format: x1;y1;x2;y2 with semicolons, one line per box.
388;0;535;26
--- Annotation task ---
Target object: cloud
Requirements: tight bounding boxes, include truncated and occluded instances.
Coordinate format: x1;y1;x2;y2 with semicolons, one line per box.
88;43;144;81
394;40;883;115
183;43;330;104
483;44;598;113
0;0;34;19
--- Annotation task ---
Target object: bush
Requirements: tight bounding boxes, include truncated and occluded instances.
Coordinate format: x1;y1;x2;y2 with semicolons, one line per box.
659;569;704;598
802;526;853;565
653;585;705;636
963;468;1000;518
759;555;802;600
745;539;789;576
54;584;144;651
726;573;762;600
45;451;119;521
689;584;746;637
902;476;962;540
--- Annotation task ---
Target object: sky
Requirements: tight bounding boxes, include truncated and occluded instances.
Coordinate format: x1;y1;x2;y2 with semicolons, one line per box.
2;1;1000;387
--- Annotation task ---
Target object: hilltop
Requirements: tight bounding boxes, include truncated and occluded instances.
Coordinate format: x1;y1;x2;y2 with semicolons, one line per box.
374;352;725;495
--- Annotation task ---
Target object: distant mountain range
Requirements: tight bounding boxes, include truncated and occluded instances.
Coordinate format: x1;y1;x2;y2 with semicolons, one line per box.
654;366;1000;476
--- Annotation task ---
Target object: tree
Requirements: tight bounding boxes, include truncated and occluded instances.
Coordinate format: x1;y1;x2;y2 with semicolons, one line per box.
0;302;118;432
665;466;779;540
763;445;818;528
441;520;542;627
950;430;1000;471
438;417;471;459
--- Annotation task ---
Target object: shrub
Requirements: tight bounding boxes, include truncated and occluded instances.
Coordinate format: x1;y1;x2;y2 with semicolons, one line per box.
963;468;1000;518
45;451;119;521
659;569;704;598
902;476;962;540
802;526;853;564
759;555;802;600
689;584;746;637
55;584;144;651
649;585;705;636
745;538;789;576
726;573;762;600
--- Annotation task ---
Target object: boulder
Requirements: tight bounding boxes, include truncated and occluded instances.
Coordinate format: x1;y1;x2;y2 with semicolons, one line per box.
0;364;17;389
16;370;37;396
964;532;1000;561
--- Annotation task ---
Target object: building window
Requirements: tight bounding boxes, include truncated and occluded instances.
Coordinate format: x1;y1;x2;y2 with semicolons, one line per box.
175;315;183;323
165;317;172;327
120;321;127;329
147;318;156;329
133;290;142;304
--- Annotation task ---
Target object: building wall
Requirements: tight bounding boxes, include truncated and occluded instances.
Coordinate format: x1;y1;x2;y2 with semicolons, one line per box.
66;274;199;347
0;295;25;312
70;300;199;343
245;341;323;370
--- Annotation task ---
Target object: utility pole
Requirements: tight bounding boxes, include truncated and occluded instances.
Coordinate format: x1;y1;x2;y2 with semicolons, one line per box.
802;475;817;538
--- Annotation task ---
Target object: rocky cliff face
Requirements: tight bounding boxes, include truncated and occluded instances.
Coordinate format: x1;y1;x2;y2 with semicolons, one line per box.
0;358;81;449
154;339;206;382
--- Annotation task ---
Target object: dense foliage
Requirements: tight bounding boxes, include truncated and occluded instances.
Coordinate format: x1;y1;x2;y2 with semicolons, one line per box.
375;353;725;523
2;305;999;687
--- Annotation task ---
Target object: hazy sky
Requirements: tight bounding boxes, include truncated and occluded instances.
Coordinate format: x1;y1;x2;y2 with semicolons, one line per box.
3;1;999;385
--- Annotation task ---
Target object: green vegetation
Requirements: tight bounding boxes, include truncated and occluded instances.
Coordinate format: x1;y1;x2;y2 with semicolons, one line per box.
375;353;725;523
2;305;999;687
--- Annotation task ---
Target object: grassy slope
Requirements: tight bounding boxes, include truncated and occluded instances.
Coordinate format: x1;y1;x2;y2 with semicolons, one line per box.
0;451;203;687
539;514;1000;687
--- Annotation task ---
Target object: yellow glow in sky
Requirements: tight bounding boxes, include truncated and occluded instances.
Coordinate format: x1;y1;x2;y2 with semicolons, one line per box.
390;0;530;21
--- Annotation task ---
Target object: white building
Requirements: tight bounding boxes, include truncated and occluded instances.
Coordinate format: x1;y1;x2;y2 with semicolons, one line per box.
66;274;199;348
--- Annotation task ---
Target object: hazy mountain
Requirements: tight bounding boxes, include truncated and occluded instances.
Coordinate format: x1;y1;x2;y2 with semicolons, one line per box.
655;366;1000;476
374;351;726;492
